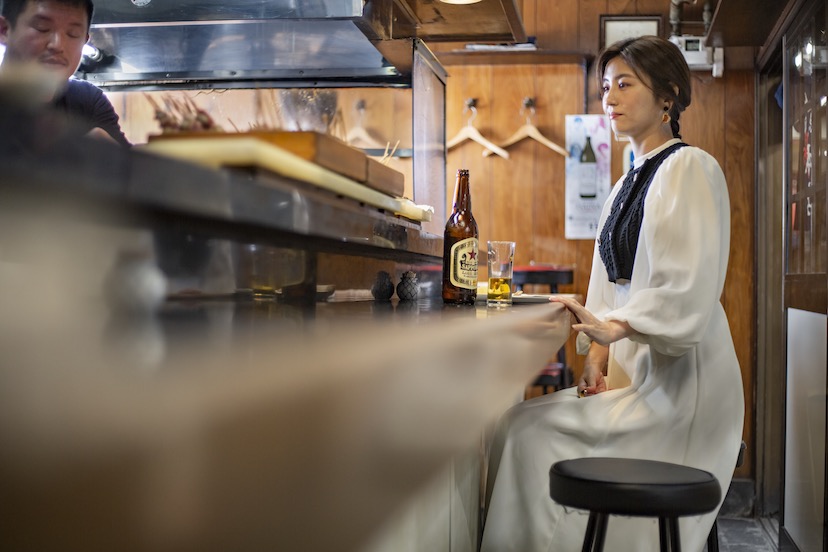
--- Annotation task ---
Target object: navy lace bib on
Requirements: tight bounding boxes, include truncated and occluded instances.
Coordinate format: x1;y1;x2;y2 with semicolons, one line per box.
598;142;688;283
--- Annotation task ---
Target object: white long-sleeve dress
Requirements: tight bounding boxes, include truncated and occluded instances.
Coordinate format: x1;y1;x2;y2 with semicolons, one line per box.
480;139;745;552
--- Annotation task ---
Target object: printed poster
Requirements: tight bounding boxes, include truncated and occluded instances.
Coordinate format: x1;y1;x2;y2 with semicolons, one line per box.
565;115;612;240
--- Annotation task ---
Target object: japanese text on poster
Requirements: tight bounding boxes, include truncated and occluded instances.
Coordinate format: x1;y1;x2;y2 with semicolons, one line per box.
565;115;611;239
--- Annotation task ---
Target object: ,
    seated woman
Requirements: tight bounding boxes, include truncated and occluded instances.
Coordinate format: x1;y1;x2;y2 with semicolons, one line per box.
479;35;744;552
